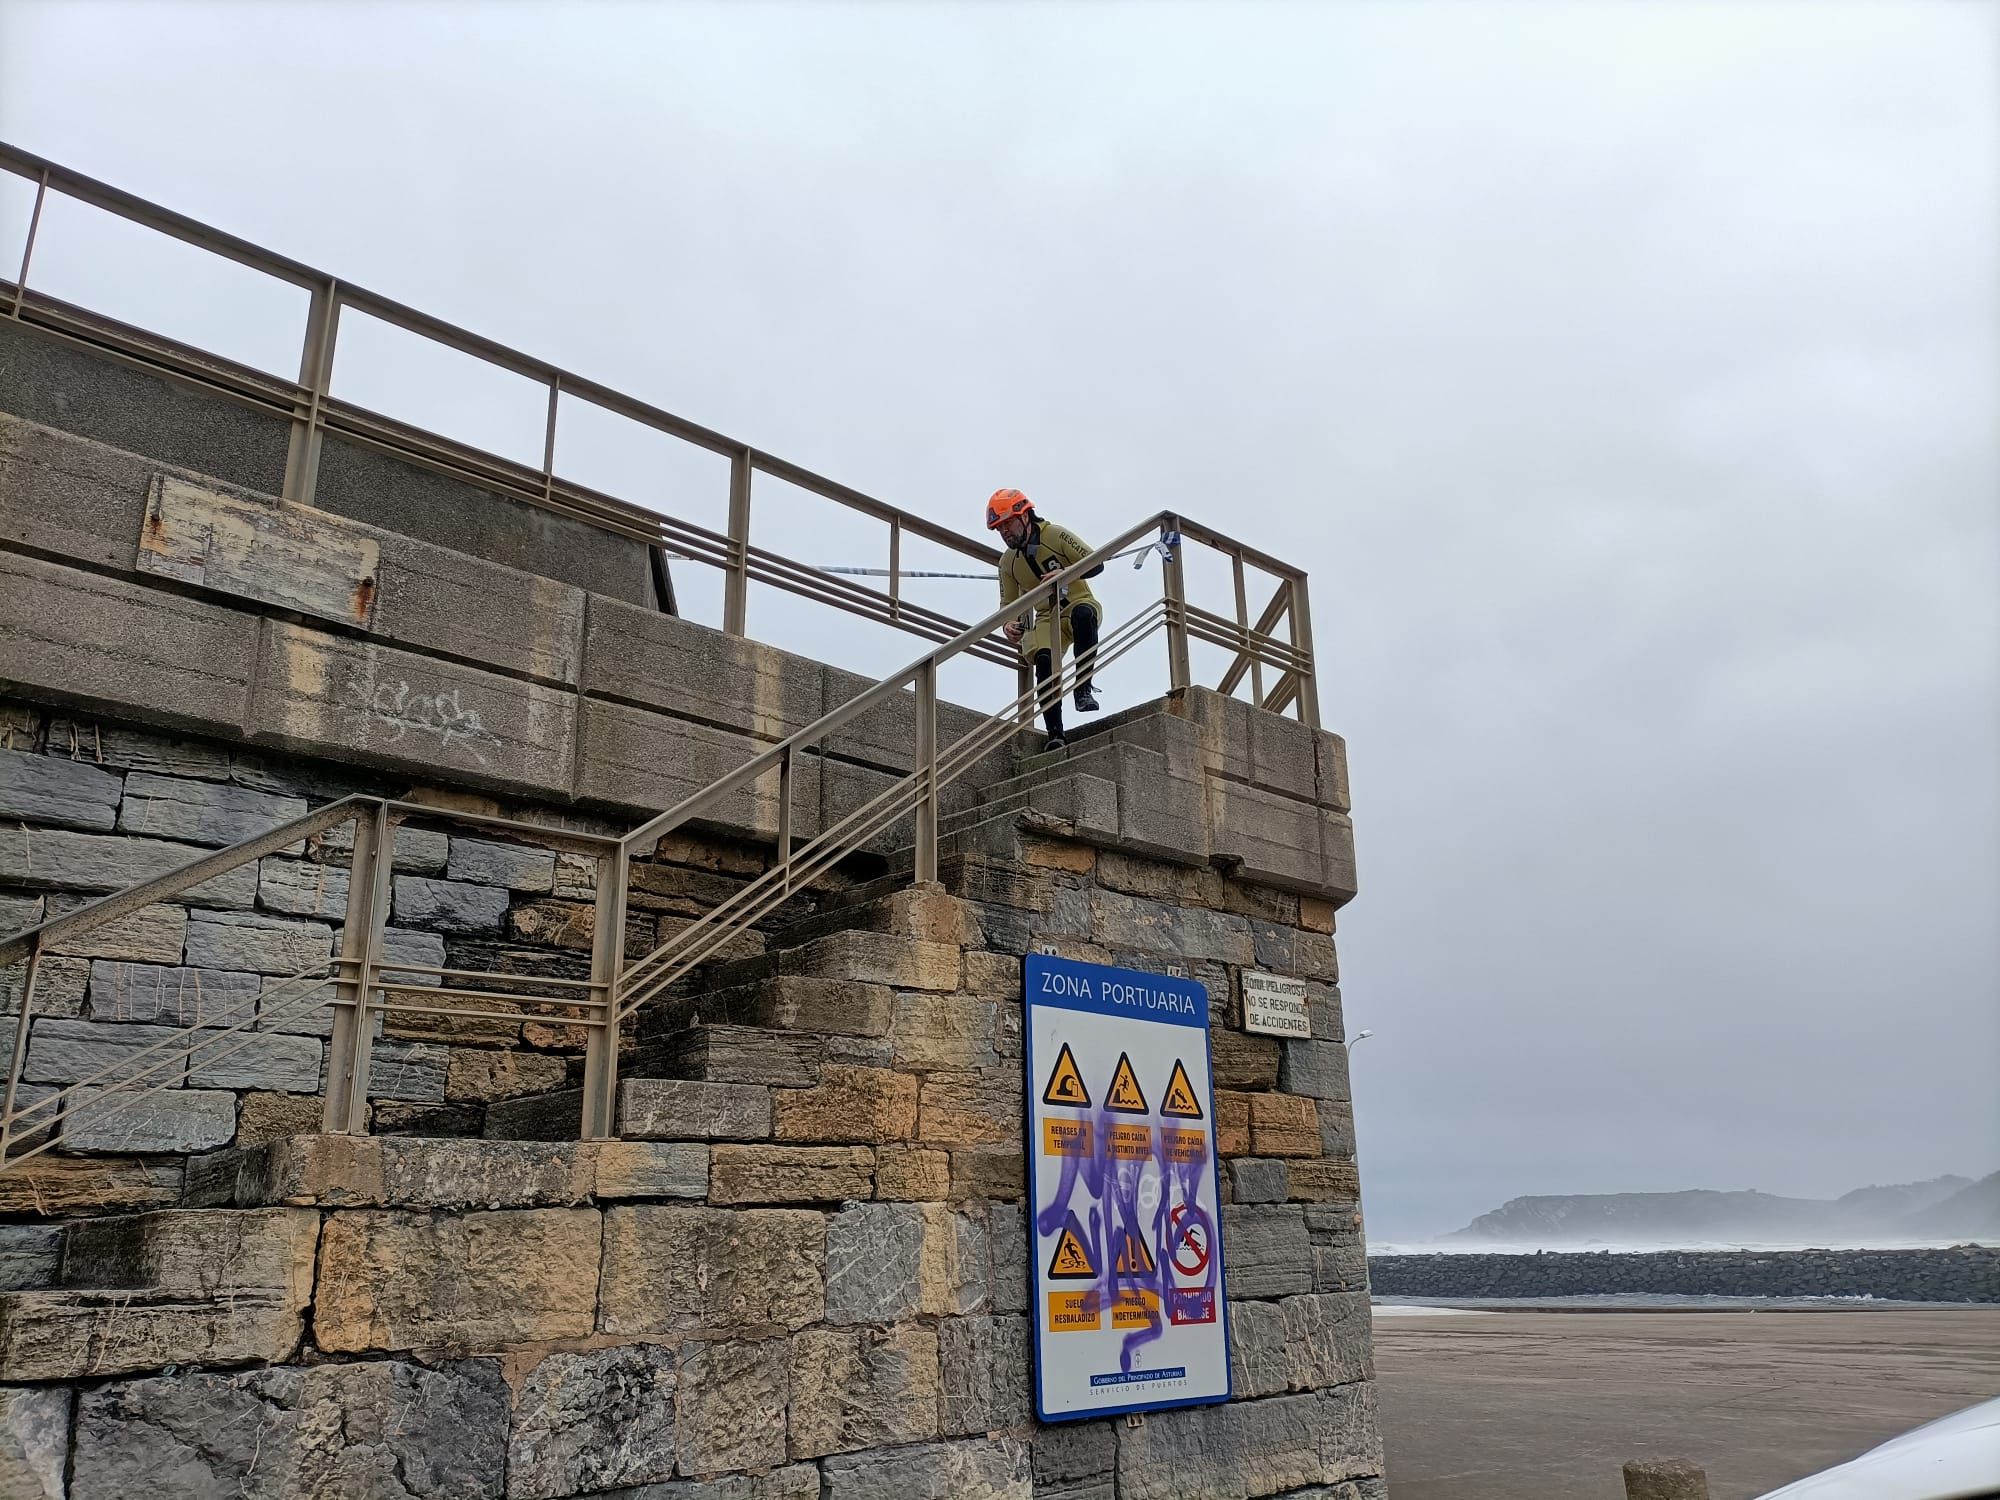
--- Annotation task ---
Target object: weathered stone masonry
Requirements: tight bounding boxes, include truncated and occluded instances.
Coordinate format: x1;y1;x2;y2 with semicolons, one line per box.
0;800;1382;1496
0;329;1379;1498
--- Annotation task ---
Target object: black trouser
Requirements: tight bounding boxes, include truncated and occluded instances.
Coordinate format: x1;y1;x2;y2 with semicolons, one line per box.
1032;602;1099;742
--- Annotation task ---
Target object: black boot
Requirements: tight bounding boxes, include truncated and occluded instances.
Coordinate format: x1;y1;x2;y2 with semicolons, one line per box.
1035;648;1066;749
1070;605;1101;717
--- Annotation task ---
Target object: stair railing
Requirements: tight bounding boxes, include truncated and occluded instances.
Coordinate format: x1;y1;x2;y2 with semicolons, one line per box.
576;511;1207;1134
0;797;626;1172
1;508;1316;1161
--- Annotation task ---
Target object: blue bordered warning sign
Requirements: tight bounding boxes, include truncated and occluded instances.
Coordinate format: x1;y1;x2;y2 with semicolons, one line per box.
1025;952;1230;1421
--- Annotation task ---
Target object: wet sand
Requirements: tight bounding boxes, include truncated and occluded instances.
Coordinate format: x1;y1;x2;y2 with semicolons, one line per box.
1372;1305;2000;1500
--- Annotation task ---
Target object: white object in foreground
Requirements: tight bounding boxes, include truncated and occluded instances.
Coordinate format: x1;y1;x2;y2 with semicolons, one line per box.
1754;1396;2000;1500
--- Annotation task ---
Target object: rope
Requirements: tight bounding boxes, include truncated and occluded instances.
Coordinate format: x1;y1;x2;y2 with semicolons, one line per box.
810;541;1164;580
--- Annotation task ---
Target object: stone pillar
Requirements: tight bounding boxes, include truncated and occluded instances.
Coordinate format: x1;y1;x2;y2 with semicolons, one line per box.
1624;1457;1710;1500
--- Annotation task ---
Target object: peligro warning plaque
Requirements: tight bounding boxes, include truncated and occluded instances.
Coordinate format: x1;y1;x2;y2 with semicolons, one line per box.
1024;952;1230;1421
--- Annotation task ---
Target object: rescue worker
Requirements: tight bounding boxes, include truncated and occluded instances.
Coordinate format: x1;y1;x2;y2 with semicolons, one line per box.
987;488;1101;749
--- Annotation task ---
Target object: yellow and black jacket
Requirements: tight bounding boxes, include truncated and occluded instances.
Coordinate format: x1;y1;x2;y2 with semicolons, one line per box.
999;520;1101;660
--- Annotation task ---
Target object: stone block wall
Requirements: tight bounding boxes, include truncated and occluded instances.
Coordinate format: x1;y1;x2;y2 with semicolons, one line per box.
0;334;1379;1495
0;781;1382;1498
0;1135;1382;1497
0;695;893;1218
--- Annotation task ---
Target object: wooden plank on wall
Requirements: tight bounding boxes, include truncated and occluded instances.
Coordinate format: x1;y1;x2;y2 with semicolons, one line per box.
137;474;381;627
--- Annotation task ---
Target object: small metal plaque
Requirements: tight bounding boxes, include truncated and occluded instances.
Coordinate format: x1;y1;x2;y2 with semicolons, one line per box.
1241;971;1310;1038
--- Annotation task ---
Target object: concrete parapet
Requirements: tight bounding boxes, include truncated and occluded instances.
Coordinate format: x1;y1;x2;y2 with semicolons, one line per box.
965;688;1356;907
0;411;1006;830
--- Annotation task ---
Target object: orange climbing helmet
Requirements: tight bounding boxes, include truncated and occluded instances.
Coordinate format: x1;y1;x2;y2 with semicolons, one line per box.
985;488;1033;531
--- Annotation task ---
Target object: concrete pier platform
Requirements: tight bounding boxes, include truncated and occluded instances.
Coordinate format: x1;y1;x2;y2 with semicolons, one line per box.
1373;1306;2000;1500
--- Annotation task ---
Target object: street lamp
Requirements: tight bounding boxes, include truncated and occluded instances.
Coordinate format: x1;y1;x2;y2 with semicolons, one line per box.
1346;1030;1375;1048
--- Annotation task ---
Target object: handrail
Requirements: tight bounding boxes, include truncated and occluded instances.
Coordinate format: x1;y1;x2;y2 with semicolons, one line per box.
0;796;367;970
0;140;1329;1162
0;796;619;972
0;791;629;1167
609;600;1173;1028
0;500;1308;1160
0;140;1009;655
617;510;1177;856
0;143;1314;711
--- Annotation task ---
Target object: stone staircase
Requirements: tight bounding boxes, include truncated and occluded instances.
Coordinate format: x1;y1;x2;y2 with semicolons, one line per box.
482;881;979;1145
0;703;1383;1499
0;873;990;1395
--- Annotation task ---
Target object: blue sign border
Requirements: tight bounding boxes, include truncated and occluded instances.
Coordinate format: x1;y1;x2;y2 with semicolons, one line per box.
1024;951;1234;1423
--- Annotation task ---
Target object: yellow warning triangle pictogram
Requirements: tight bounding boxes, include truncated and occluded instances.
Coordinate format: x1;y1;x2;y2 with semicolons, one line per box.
1104;1051;1149;1114
1113;1230;1158;1275
1047;1224;1098;1279
1160;1058;1204;1120
1041;1042;1091;1108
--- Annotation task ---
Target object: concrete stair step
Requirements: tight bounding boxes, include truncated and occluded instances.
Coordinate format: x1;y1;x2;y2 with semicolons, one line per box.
977;736;1124;807
616;1078;773;1142
625;1024;823;1088
482;1088;585;1141
703;927;961;995
763;882;978;952
636;975;894;1043
483;1079;777;1145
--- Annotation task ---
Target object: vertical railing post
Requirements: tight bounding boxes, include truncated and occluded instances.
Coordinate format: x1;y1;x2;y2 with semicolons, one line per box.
0;934;44;1165
9;168;48;319
914;662;939;884
284;278;340;507
777;746;795;896
1160;519;1192;694
580;845;629;1140
723;448;752;635
323;802;389;1133
1231;552;1263;709
888;518;902;627
1288;575;1320;730
540;375;561;504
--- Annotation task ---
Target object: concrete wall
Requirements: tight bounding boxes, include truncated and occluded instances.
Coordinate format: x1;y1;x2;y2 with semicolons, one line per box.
0;319;657;606
0;407;1003;844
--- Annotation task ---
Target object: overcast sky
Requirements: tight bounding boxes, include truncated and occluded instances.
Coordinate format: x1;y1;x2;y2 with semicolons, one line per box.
2;0;1994;1241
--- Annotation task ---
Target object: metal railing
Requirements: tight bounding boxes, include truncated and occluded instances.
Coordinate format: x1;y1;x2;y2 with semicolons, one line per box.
0;146;1328;1165
0;141;1318;706
0;796;628;1172
0;507;1311;1165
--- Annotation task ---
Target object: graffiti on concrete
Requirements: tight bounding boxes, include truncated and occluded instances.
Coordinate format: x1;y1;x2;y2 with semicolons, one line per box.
351;680;502;765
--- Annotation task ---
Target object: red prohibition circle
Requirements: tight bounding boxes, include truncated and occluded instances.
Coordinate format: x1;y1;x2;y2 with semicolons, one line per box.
1168;1204;1211;1276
